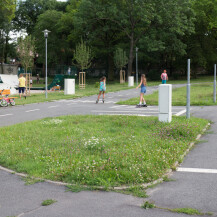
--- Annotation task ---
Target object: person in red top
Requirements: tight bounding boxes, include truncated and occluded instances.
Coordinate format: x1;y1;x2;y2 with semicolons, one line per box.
161;69;168;84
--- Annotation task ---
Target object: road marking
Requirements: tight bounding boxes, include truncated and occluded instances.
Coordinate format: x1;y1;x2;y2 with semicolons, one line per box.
56;100;68;102
178;167;217;174
48;105;59;109
25;109;40;113
0;114;13;117
110;105;128;108
67;103;77;105
92;110;159;113
175;109;186;116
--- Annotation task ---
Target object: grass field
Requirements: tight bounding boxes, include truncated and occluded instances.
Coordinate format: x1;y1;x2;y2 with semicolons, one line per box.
118;83;217;106
0;115;208;187
33;75;215;88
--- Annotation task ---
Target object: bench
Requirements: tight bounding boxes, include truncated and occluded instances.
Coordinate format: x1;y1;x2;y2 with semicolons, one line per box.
0;89;18;99
51;86;61;91
0;89;11;96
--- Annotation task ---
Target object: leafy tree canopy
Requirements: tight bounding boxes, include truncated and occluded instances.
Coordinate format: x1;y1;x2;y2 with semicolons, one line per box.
13;0;67;34
33;10;67;66
0;0;16;25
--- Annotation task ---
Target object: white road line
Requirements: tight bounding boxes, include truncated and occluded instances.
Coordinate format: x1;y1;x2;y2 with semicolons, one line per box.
177;167;217;174
175;109;186;116
91;110;159;113
104;101;115;103
110;105;128;108
67;103;77;106
25;109;40;113
48;105;59;109
0;114;13;117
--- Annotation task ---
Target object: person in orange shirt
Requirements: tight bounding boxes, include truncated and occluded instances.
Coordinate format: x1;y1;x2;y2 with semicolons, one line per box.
18;74;26;99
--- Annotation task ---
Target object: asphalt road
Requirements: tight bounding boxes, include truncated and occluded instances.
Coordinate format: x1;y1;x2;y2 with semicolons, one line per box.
0;85;217;217
0;85;187;127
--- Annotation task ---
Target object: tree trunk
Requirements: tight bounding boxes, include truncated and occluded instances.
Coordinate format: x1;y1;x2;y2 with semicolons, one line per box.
4;35;9;63
127;36;134;77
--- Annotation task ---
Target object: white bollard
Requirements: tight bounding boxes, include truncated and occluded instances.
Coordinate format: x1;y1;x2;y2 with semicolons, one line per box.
64;79;75;95
128;76;134;87
158;84;172;123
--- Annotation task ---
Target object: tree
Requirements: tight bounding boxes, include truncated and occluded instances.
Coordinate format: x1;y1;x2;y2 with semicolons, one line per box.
114;48;128;71
14;0;58;34
186;0;217;74
0;0;16;66
114;48;128;83
33;10;68;66
70;0;121;80
73;39;92;72
17;36;35;74
0;0;16;24
100;0;194;76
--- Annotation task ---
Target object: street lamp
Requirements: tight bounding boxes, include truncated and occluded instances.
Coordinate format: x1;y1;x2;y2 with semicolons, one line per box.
136;47;139;85
42;29;50;98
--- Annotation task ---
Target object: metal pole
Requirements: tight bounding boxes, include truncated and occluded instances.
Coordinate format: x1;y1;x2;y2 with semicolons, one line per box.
214;64;216;103
136;47;138;85
186;59;190;119
45;37;48;98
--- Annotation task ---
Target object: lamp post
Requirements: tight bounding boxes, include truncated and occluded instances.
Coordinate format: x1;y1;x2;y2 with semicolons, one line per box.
42;29;50;98
136;47;139;85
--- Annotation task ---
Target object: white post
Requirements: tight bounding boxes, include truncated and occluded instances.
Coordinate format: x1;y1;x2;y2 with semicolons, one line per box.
128;76;134;87
214;64;216;103
159;84;172;123
186;59;190;119
64;79;75;95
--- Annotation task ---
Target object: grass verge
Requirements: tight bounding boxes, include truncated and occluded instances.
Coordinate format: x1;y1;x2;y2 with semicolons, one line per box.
114;186;148;198
117;83;217;106
167;208;212;216
142;201;156;209
41;199;57;206
0;115;208;187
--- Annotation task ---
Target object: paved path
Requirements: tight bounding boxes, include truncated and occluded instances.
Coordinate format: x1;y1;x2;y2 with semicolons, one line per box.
0;85;187;127
0;85;217;217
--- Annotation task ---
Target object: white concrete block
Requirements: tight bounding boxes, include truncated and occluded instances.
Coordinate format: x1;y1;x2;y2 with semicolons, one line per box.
158;84;172;123
64;79;75;95
128;76;134;87
159;113;172;123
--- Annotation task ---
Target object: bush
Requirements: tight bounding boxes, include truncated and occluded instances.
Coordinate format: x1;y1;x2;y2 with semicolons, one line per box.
147;69;160;81
173;73;179;80
95;82;99;88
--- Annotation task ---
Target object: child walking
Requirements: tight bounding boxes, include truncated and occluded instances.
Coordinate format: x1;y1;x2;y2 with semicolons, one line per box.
136;74;147;107
96;76;106;103
161;69;168;84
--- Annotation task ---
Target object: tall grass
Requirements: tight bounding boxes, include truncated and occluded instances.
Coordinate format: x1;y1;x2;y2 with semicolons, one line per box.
0;115;208;187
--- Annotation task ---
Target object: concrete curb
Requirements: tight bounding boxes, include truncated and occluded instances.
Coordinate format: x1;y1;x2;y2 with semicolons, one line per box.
0;123;210;191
